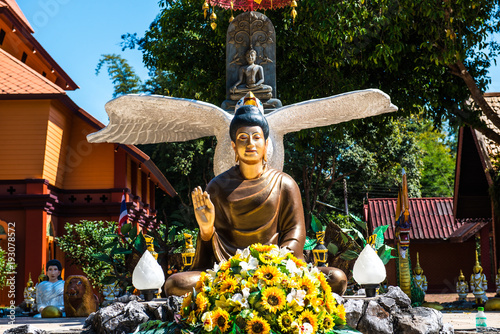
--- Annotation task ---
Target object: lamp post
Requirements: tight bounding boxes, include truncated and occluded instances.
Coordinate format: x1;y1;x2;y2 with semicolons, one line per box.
312;231;328;267
132;250;165;301
353;244;386;297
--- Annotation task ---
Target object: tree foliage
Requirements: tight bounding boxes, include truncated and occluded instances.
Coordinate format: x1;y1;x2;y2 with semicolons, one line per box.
96;54;142;98
57;221;117;290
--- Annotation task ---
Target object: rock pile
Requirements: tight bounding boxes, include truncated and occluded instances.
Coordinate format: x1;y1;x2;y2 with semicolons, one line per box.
343;286;454;334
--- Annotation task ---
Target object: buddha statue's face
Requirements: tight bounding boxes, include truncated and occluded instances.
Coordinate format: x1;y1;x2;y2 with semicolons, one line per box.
246;51;257;64
232;126;268;165
47;265;61;282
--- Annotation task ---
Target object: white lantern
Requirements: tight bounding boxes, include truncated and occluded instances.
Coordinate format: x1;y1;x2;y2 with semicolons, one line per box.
353;244;386;297
132;250;165;300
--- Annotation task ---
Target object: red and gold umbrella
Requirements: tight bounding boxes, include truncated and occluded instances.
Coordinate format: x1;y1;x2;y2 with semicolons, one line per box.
203;0;298;29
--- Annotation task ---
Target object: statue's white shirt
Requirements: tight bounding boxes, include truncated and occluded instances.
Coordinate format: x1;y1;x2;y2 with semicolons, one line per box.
36;280;65;312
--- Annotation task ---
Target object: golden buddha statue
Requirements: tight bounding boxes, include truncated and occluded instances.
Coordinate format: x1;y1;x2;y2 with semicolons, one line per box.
413;252;428;295
456;269;469;301
470;250;488;304
165;95;347;296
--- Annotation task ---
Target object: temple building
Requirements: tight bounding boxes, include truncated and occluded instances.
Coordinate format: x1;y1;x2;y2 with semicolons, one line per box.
366;93;500;293
0;0;176;305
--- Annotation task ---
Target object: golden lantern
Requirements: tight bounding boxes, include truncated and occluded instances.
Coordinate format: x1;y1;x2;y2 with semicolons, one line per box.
312;231;328;267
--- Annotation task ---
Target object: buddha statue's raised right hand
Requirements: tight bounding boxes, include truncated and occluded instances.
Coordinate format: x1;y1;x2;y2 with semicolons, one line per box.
191;186;215;241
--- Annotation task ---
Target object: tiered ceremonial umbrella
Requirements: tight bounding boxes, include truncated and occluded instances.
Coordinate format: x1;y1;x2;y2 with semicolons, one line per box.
203;0;298;29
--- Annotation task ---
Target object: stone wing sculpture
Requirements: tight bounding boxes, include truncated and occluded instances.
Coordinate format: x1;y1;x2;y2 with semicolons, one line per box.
87;89;397;175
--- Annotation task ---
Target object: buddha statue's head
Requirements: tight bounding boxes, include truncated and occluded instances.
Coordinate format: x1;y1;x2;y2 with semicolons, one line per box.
230;104;269;166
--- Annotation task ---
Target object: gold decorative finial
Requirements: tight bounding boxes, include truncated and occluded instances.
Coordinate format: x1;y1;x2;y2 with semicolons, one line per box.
290;0;298;24
202;0;209;19
414;252;423;275
458;269;465;281
210;8;217;30
473;250;482;274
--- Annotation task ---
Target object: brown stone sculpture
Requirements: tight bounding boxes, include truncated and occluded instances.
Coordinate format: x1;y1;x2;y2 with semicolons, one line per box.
64;275;98;317
165;97;347;296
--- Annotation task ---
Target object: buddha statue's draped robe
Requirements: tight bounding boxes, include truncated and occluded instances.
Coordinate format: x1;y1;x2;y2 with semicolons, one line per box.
192;166;306;270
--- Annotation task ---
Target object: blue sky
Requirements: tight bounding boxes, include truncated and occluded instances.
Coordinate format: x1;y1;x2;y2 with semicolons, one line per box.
15;1;500;125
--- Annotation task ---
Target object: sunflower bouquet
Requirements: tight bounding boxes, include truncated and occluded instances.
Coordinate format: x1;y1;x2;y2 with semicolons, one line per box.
178;243;346;334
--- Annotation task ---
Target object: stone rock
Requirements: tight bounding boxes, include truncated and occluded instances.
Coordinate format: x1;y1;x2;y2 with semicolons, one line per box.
357;300;393;334
4;325;46;334
394;307;443;334
82;300;150;334
440;322;454;334
344;298;365;328
332;292;344;305
384;286;411;309
377;296;397;313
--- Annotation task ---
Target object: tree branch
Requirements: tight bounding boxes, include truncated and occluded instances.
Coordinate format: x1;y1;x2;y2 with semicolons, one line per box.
449;61;500;136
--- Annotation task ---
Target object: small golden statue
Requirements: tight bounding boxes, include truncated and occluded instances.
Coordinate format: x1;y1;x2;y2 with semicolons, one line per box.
471;250;488;304
38;265;48;283
23;273;36;312
456;269;469;301
144;234;158;260
413;252;428;295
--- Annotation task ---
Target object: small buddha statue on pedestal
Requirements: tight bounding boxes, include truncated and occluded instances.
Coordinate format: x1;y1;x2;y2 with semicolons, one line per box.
230;48;273;101
470;251;488;305
413;252;428;295
456;270;469;301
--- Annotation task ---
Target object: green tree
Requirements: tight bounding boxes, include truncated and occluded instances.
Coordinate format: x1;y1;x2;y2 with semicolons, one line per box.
416;119;457;197
95;54;142;98
57;220;117;289
125;0;500;141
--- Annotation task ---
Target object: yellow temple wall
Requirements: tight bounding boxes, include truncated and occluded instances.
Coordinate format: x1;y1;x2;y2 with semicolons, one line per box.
0;100;49;180
62;117;114;189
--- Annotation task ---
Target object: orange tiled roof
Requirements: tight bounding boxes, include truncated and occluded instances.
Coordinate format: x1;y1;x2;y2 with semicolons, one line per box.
0;47;65;94
0;0;34;32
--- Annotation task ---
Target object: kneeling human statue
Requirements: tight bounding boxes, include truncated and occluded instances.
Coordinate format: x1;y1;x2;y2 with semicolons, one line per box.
165;97;347;296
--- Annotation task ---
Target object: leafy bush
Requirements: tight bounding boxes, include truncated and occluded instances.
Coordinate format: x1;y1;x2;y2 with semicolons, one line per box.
57;220;117;290
0;246;14;289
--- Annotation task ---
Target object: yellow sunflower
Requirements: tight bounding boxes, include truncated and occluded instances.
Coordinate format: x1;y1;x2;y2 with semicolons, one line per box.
325;294;337;314
246;315;271;334
212;308;231;333
180;292;193;317
252;243;276;252
316;272;332;295
196;271;209;291
261;287;286;313
220;261;231;271
321;314;335;331
259;253;274;264
298;276;318;298
196;292;210;315
219;276;238;294
298;309;318;333
255;265;283;285
287;254;307;268
277;311;295;332
336;304;346;324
